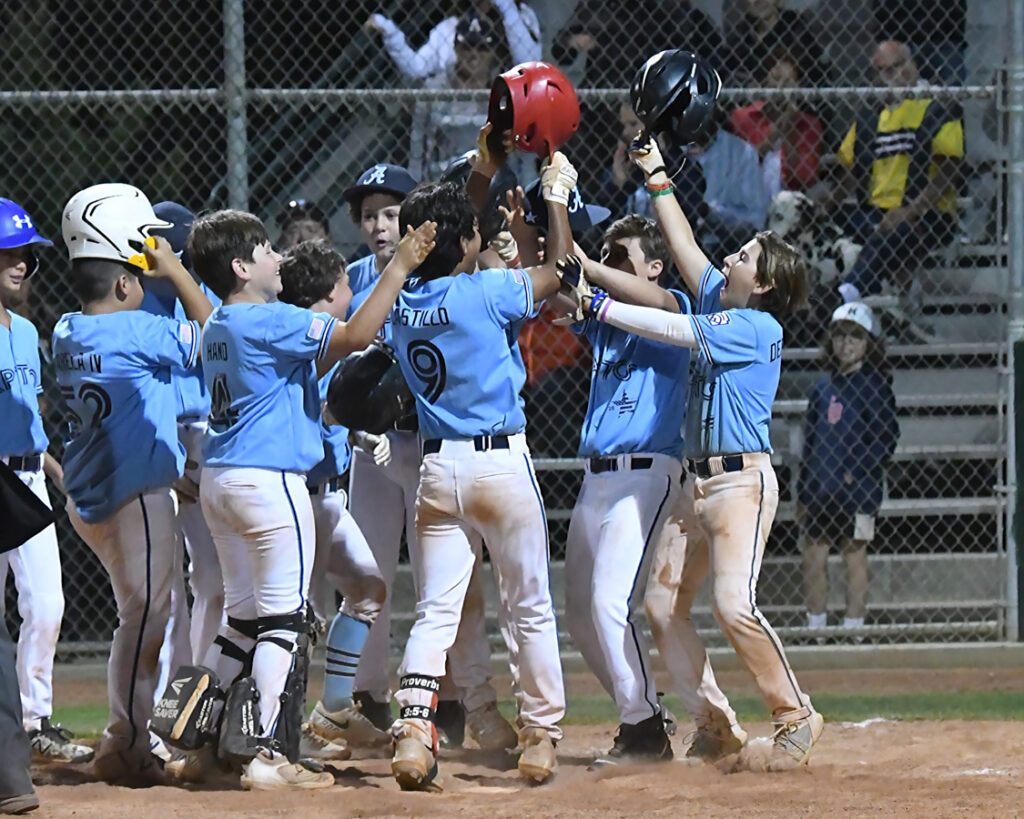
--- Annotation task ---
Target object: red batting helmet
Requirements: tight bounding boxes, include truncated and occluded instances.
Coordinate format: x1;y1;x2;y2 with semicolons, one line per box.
488;61;580;157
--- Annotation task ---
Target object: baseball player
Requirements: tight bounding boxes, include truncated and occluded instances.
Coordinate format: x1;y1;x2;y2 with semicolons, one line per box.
0;197;92;764
273;240;392;756
54;183;213;786
560;215;687;769
387;146;578;791
567;135;824;770
341;163;513;750
189;209;434;790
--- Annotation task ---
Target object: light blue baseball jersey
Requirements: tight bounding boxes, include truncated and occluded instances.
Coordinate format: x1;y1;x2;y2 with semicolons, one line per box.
391;268;534;440
53;311;199;523
201;302;337;472
306;361;351;487
577;289;691;459
685;263;783;457
348;255;394;346
140;278;221;421
0;312;49;457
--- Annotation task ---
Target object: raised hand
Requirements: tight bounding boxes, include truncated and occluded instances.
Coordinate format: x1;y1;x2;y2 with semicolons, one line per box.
629;134;667;178
138;235;188;278
393;221;437;273
540;151;579;207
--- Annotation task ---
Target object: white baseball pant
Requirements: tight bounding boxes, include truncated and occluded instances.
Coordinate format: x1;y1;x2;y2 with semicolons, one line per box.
396;434;564;741
646;455;814;727
68;489;178;761
0;469;64;731
565;454;680;725
200;467;314;737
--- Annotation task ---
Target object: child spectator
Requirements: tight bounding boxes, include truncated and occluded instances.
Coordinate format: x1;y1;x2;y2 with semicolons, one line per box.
798;302;899;636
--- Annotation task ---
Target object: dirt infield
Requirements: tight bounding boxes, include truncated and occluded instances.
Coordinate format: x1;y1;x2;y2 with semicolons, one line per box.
32;668;1024;817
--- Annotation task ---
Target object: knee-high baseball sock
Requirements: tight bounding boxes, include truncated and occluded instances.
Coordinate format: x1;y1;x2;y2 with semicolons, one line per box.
323;612;371;712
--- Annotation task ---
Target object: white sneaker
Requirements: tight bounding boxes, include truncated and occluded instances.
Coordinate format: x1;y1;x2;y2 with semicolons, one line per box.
240;749;334;791
304;700;391;749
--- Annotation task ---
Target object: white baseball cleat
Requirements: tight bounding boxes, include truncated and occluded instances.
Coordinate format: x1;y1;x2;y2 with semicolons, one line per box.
304;699;391;749
516;727;557;784
391;728;442;792
240;748;334;791
766;711;824;771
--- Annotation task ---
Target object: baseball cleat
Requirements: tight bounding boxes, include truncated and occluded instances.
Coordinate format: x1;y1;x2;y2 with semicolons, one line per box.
299;731;352;762
516;727;557;783
0;793;40;815
28;718;94;764
92;748;166;788
434;699;465;749
588;714;673;770
683;722;748;765
465;701;518;751
304;699;391;749
391;732;442;792
352;691;395;734
240;748;334;791
164;746;218;784
766;711;824;771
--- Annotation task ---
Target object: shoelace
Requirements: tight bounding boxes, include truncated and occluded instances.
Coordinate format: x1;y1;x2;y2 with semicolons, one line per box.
39;722;77;743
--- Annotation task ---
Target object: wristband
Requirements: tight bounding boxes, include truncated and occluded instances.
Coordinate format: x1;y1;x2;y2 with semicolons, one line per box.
649;186;675;199
543;184;571;207
590;290;612;321
646;179;673;193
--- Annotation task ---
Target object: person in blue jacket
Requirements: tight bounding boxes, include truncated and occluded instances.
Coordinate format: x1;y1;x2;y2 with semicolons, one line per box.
798;302;898;636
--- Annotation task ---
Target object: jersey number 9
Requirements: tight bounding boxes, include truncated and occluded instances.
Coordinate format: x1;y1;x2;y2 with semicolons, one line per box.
406;340;446;403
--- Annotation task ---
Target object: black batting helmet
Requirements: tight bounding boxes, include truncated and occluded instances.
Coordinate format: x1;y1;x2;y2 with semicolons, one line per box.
327;342;415;435
630;50;721;149
439;152;518;246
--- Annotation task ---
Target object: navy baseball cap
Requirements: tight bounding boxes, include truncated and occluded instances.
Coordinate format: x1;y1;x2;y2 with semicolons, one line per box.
342;164;419;205
522;179;612;233
455;12;497;50
151;201;194;269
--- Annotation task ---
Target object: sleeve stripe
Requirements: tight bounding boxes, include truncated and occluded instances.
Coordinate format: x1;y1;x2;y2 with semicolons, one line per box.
690;316;715;366
520;269;533;320
317;317;338;360
185;320;200;367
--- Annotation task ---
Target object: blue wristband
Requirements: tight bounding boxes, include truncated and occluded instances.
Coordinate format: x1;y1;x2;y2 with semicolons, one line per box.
590;290;611;321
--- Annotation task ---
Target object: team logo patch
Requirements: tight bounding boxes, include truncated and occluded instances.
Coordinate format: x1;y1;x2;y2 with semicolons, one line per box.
512;269;526;285
708;312;731;326
307;316;326;341
177;322;195;346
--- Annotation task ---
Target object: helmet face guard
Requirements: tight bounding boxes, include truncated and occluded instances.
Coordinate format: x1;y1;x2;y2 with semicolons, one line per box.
630;50;722;150
488;61;580;158
0;198;52;279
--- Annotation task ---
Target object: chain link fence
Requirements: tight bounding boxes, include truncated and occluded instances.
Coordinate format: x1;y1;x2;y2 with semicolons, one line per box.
1;0;1015;652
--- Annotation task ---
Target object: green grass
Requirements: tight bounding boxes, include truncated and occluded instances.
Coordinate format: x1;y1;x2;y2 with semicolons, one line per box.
55;691;1024;741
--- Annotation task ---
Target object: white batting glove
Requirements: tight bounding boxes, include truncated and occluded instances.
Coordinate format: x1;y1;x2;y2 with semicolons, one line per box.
629;136;667;178
172;475;200;505
490;230;520;265
540;151;579;207
352;430;392;467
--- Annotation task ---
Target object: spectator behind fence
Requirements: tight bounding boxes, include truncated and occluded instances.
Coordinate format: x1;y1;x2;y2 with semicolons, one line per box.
721;0;825;87
596;102;705;224
872;0;966;85
822;40;963;307
685;110;768;256
277;198;330;250
364;0;540;89
730;50;824;198
798;302;898;637
551;0;721;90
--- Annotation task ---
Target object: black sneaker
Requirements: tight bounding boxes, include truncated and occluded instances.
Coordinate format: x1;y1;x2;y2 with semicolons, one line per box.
434;700;465;749
588;714;673;770
27;718;94;763
352;691;394;733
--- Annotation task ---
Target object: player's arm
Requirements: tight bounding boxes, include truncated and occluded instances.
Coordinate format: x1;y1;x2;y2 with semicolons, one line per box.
141;237;213;326
499;186;541;268
583;292;699;349
467;122;512;214
629;137;711;298
319;221;436;373
43;451;65;495
581;252;680;313
524;152;576;302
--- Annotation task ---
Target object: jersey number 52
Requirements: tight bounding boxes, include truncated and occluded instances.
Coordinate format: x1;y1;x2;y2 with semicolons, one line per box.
406;340;446;403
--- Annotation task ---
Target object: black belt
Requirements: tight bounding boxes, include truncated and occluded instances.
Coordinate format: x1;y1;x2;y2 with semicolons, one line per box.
686;455;745;479
589;456;654;474
3;455;42;472
422;434;511;456
308;476;343;496
394;414;419;433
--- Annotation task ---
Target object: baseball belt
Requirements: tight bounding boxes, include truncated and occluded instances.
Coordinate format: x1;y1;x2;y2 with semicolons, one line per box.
1;455;42;472
588;456;654;474
422;434;511;456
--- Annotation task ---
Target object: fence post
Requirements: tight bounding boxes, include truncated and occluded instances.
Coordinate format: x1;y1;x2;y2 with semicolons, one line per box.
223;0;249;210
1007;0;1024;642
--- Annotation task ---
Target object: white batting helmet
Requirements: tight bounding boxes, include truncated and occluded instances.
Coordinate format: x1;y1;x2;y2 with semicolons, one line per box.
62;183;171;268
831;301;880;337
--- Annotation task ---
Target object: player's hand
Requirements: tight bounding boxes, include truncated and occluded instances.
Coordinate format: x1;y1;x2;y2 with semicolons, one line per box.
392;221;437;275
473;122;512;177
137;236;188;278
172;474;200;504
352;430;392;467
363;14;387;35
489;230;520;265
629;135;667;180
498;186;528;235
540;151;579;207
553;254;593;323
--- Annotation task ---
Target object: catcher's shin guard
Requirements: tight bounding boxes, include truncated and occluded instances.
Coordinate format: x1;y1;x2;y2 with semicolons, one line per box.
151;665;224;751
217;676;262;766
273;631;312;763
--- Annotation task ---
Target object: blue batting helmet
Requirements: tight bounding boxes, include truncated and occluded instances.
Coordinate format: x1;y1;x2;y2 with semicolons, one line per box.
0;198;53;278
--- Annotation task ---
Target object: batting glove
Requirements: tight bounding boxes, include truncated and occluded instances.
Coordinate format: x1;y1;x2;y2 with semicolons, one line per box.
490;230;521;266
540;151;579;207
553;254;593;324
629;136;667;178
352;430;392;467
